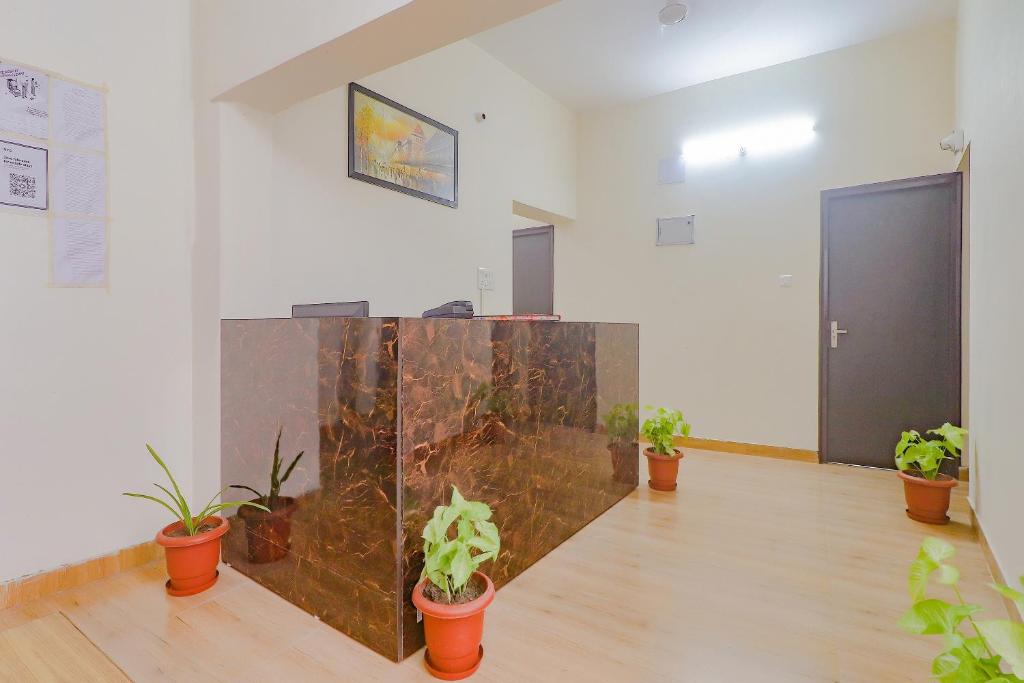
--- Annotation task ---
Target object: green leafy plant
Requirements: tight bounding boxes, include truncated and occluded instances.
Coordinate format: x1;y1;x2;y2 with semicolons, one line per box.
640;406;691;456
229;427;305;511
602;403;639;444
420;486;501;602
124;444;268;536
901;536;1024;682
896;423;967;480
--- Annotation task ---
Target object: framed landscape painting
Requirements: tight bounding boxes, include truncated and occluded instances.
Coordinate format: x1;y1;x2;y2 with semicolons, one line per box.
348;82;458;208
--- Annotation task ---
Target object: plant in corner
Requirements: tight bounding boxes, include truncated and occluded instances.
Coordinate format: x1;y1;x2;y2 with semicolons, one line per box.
602;402;639;484
411;486;501;680
229;427;305;564
640;406;691;491
895;423;966;524
124;444;268;596
900;536;1024;681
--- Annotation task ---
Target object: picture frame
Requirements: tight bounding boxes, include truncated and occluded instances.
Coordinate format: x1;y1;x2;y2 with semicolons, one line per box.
347;82;458;208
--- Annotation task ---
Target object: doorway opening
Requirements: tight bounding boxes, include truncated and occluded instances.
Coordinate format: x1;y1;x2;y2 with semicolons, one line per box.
512;225;554;315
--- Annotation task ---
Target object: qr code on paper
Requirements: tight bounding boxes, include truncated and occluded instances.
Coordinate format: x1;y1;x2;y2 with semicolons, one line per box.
9;173;35;199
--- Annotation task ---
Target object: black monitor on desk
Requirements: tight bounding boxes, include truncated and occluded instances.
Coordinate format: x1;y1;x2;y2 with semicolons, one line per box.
291;301;369;318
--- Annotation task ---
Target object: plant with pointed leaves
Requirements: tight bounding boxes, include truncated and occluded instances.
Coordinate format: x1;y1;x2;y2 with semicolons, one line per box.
895;423;967;480
641;406;691;456
420;486;500;602
901;536;1024;682
229;427;304;510
124;444;268;536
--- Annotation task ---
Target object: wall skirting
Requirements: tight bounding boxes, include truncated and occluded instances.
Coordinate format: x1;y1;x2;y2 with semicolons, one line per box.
639;435;819;463
969;506;1022;623
0;541;161;611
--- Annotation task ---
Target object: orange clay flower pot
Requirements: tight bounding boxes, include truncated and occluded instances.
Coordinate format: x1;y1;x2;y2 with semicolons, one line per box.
412;572;495;680
645;447;683;491
155;516;228;596
236;497;297;564
898;470;958;524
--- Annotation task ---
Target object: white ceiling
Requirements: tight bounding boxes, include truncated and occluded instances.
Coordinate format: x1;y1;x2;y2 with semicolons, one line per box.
472;0;957;111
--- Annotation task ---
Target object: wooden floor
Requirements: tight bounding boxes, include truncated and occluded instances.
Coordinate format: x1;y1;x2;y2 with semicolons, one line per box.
0;450;1008;682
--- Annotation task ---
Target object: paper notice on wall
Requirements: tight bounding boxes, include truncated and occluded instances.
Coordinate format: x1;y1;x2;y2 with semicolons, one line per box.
52;218;106;286
0;139;47;210
0;63;48;139
52;79;104;151
52;150;106;217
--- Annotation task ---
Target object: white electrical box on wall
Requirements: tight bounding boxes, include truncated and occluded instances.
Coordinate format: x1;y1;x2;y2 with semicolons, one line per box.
656;215;695;246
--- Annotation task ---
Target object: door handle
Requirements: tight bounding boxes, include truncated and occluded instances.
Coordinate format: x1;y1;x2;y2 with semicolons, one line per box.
830;321;848;349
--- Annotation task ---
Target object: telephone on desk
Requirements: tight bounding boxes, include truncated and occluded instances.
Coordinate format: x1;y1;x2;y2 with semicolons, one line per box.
421;300;475;319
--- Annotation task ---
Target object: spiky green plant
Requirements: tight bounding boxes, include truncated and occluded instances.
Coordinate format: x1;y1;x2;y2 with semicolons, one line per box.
124;444;268;536
229;427;304;511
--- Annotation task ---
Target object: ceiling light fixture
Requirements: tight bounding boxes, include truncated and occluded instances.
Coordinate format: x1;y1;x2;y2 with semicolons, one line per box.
681;117;817;167
658;2;688;26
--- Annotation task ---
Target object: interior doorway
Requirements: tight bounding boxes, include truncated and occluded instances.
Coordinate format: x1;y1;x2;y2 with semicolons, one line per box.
820;174;962;468
512;225;554;315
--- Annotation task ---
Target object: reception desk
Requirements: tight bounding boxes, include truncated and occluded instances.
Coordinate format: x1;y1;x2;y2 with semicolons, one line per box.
221;317;639;661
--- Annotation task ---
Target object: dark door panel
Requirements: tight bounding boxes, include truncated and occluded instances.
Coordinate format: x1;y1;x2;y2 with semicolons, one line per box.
820;174;961;468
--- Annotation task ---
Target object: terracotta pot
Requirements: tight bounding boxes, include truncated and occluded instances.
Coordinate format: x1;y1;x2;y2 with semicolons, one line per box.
412;572;495;680
608;442;639;484
155;516;228;596
898;470;958;524
645;447;683;491
237;497;297;564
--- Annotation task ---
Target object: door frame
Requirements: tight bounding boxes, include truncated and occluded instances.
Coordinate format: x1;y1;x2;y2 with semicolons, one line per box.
818;173;963;464
512;225;554;315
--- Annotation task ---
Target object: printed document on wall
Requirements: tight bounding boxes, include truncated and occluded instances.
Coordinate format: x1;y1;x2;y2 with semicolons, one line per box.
53;150;106;217
0;63;48;139
0;139;47;210
53;80;104;151
52;218;106;286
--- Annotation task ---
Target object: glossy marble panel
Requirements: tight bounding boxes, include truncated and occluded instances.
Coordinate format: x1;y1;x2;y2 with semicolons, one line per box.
221;317;400;660
398;320;639;657
221;317;638;662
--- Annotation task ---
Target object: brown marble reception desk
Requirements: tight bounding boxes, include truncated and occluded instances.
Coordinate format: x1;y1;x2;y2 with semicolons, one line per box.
221;317;639;661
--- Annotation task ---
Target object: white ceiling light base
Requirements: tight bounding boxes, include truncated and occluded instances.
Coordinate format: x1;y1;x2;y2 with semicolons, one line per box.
658;2;688;26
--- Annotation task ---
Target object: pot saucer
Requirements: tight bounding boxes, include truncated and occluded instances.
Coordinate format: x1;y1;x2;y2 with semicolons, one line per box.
165;570;219;597
424;645;483;681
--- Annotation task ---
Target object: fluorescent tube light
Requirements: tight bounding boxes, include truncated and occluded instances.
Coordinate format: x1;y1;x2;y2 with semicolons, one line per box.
682;116;816;167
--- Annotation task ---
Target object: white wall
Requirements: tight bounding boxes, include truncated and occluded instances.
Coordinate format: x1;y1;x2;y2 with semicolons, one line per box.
219;39;576;320
956;0;1024;586
0;1;194;582
558;24;955;450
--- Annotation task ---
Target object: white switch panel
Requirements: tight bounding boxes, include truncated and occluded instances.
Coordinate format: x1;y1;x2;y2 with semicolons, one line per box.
477;267;494;291
778;274;793;288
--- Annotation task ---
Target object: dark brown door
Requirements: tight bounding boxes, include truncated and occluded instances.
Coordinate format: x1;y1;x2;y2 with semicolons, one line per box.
513;226;554;315
820;174;961;468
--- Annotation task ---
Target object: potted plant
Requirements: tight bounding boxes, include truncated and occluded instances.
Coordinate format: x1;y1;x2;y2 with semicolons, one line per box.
229;427;305;564
900;536;1024;680
601;402;639;484
640;406;691;491
124;444;268;596
411;486;501;680
895;423;966;524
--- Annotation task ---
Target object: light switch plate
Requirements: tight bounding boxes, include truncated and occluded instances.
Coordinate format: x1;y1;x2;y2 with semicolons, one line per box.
778;274;793;288
477;267;494;291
